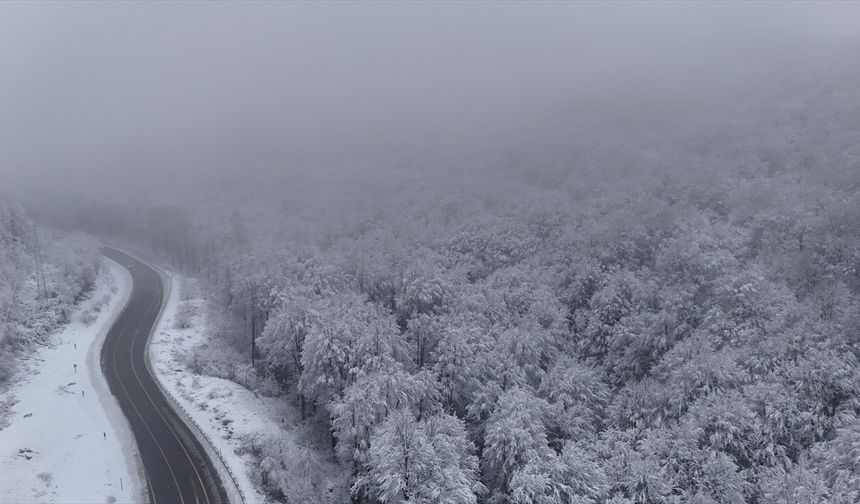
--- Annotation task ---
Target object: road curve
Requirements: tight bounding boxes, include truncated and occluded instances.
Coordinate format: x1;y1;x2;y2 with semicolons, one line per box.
101;247;229;504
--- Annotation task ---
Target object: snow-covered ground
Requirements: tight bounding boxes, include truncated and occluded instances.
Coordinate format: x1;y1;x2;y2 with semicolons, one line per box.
0;259;143;504
149;270;349;504
149;273;272;504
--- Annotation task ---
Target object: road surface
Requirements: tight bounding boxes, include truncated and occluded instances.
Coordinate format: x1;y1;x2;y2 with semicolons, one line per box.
102;248;230;504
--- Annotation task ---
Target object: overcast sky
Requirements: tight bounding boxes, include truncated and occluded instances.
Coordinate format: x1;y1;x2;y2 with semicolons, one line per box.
2;1;859;198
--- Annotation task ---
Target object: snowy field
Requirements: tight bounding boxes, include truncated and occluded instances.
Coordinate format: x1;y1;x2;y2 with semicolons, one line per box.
149;273;273;504
0;259;143;504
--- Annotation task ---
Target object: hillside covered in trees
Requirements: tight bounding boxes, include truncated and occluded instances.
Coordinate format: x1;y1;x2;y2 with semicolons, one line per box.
27;49;860;503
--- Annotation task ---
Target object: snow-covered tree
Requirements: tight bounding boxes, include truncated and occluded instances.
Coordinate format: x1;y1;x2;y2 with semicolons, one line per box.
482;388;554;500
356;410;481;504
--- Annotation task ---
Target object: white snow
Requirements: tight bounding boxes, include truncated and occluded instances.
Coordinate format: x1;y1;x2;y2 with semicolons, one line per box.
0;258;144;504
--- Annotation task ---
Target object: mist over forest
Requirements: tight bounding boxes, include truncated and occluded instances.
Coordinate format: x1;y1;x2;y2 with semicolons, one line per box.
2;2;860;503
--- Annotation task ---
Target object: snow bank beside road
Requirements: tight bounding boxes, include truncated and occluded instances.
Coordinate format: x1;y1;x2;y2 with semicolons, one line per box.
0;258;143;504
149;268;349;504
149;273;267;504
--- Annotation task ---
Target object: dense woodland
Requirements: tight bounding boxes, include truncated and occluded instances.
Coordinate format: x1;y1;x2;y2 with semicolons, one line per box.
24;53;860;503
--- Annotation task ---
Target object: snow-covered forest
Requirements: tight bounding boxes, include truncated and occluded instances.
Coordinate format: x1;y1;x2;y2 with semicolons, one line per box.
27;47;860;503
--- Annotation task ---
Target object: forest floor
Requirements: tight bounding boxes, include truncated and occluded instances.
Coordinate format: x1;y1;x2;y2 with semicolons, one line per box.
0;259;142;504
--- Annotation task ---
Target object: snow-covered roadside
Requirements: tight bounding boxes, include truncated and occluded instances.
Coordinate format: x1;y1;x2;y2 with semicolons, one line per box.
149;273;270;503
0;258;143;504
150;270;349;504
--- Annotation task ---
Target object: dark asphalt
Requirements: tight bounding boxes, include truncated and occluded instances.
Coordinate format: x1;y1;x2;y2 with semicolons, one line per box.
101;248;229;504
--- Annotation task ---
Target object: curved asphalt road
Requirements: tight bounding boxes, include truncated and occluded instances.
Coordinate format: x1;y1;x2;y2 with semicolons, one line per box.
101;248;229;504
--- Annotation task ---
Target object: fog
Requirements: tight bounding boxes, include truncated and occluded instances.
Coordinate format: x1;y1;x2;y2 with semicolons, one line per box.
5;4;860;501
2;1;859;203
